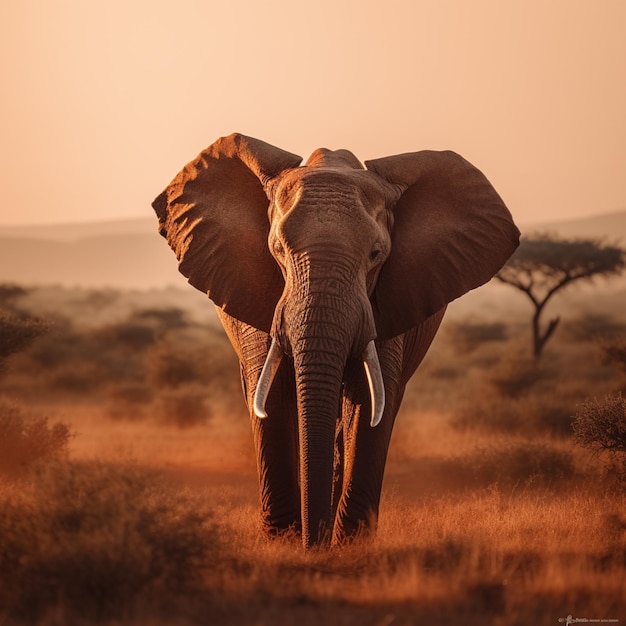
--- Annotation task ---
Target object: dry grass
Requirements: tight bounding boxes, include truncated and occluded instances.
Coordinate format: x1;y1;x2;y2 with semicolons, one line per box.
0;461;219;624
1;284;626;625
197;482;625;625
0;401;71;476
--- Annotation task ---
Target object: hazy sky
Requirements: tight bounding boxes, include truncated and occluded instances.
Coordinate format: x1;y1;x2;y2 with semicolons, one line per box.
1;0;625;226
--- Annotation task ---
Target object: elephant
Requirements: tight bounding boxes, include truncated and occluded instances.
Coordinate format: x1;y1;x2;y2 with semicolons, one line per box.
152;133;519;548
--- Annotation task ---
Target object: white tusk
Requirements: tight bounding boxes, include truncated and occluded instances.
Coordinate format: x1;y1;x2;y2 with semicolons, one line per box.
253;339;283;418
363;341;385;427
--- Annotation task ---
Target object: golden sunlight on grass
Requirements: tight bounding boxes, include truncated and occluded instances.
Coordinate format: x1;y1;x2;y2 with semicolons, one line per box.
1;285;625;624
206;485;624;623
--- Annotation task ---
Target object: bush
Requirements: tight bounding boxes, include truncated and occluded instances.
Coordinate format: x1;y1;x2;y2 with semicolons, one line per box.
573;393;626;481
107;383;155;421
0;295;241;408
0;401;71;476
448;321;508;354
565;314;626;343
98;321;158;351
0;283;29;309
95;308;191;353
25;327;78;369
453;390;575;437
573;393;626;453
0;461;219;622
490;357;548;398
602;339;626;375
0;312;47;369
147;340;207;389
156;384;212;428
132;307;190;330
470;440;575;486
27;327;145;394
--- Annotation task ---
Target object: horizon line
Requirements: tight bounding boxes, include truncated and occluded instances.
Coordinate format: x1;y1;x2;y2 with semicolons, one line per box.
0;207;625;231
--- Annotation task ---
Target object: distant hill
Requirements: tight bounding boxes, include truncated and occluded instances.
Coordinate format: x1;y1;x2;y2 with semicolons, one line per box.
0;217;155;242
520;209;626;241
0;210;624;289
0;223;186;289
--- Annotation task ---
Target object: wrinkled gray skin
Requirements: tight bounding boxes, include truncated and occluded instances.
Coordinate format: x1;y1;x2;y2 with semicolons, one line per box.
153;133;519;548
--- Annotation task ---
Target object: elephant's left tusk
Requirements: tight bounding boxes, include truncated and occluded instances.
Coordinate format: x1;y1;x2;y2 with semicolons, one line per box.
253;338;283;418
363;341;385;427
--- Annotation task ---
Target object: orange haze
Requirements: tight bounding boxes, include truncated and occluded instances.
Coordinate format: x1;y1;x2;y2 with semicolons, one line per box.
1;0;625;227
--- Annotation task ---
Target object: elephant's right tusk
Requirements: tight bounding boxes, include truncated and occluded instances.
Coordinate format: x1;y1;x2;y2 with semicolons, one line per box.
363;341;385;427
253;338;283;418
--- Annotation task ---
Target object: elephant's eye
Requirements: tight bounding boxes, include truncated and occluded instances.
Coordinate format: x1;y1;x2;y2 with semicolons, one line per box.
369;248;382;263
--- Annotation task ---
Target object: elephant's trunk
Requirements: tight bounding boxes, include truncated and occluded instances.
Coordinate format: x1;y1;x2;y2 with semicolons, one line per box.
292;335;347;548
290;293;384;547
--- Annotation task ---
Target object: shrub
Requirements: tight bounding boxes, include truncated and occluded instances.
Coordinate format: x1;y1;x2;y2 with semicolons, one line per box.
0;312;47;370
602;339;626;375
0;461;219;622
565;314;626;343
470;440;575;486
98;321;158;351
573;393;626;481
27;328;145;394
147;340;207;389
132;307;190;330
107;383;155;421
95;308;191;353
573;394;626;453
453;394;525;433
0;401;71;476
448;321;508;354
26;328;79;368
0;283;29;309
453;389;575;437
89;309;191;358
489;357;548;398
156;384;212;428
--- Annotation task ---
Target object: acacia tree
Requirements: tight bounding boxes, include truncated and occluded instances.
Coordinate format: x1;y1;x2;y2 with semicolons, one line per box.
496;234;626;357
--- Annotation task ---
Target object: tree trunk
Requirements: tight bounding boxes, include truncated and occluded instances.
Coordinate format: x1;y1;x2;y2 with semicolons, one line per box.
532;305;560;358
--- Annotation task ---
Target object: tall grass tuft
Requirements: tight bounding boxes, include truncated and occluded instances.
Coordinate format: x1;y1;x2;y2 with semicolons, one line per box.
0;401;71;476
0;461;219;623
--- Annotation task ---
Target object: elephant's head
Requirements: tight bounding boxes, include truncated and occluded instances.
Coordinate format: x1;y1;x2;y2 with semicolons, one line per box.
153;133;519;546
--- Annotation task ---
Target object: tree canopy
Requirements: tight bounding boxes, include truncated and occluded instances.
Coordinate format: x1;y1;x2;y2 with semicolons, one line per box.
496;234;626;357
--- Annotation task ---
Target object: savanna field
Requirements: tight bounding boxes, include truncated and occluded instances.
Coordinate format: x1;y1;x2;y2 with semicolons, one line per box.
1;282;625;625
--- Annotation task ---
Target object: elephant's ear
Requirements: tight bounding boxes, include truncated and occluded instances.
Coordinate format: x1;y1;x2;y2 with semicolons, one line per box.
366;150;520;340
153;133;302;332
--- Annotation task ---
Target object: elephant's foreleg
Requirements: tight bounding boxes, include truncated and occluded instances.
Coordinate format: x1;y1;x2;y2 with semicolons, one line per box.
218;311;301;537
333;402;398;543
248;359;301;536
332;339;404;545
